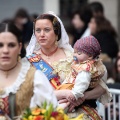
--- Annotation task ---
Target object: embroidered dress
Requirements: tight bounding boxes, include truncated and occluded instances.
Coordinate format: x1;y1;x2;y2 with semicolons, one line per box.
27;50;111;119
27;49;111;103
0;58;57;119
57;59;106;120
62;59;105;92
27;50;73;89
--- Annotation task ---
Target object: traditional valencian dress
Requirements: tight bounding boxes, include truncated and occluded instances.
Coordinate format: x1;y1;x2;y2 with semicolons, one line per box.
57;59;106;120
27;50;73;90
0;58;57;119
59;59;105;98
27;50;111;120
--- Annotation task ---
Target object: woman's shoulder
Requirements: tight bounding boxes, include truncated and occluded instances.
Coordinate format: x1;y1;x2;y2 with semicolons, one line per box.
63;49;73;57
53;49;73;65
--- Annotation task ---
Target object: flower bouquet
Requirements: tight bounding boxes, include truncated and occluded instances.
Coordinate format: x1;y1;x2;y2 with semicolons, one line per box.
22;101;87;120
22;101;69;120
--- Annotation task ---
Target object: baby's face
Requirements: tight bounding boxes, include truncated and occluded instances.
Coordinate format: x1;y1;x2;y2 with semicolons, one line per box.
73;49;91;63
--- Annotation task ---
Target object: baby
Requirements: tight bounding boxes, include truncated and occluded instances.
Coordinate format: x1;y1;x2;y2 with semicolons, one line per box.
58;35;106;110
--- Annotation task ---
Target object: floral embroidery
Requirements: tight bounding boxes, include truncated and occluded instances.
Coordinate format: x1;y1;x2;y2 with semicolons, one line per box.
52;50;73;83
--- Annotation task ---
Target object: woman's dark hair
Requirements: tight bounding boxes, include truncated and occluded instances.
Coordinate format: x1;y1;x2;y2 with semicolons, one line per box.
0;23;26;58
72;5;93;26
94;16;117;38
89;2;104;15
34;14;61;41
14;8;30;20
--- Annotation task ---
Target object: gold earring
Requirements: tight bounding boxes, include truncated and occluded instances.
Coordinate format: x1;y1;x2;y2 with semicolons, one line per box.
17;54;21;61
55;40;58;46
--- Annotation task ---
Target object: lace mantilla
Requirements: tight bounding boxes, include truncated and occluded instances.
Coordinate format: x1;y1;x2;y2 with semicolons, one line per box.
26;11;73;56
0;58;30;98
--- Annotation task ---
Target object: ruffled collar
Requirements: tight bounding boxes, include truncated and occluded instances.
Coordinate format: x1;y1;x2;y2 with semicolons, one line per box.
0;58;30;98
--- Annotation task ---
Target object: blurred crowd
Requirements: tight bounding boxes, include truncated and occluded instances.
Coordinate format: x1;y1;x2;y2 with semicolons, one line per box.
1;1;120;88
1;8;38;48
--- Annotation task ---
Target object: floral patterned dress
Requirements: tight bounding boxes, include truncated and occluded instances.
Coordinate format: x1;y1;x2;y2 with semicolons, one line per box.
27;49;111;119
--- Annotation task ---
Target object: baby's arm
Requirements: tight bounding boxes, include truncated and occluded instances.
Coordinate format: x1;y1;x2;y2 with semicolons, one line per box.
71;71;91;100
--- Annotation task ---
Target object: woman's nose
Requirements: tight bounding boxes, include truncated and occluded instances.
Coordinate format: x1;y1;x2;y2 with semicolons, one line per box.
3;46;9;53
40;30;45;36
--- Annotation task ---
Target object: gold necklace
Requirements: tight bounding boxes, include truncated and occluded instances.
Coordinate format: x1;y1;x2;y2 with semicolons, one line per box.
0;63;18;78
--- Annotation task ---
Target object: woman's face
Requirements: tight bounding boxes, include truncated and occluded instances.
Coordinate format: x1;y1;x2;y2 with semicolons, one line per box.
72;14;84;30
117;59;120;73
89;18;97;35
34;19;56;49
0;32;21;69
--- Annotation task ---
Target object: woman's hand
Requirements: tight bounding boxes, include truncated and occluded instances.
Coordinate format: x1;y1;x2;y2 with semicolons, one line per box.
66;92;76;102
67;97;85;112
58;98;70;109
58;98;68;104
54;90;71;100
58;98;76;112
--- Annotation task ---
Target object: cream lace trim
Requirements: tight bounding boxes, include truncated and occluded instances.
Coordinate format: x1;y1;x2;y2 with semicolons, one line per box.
1;58;30;98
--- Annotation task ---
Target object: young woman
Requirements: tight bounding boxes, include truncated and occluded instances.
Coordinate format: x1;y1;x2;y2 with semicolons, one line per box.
26;11;111;119
0;23;57;119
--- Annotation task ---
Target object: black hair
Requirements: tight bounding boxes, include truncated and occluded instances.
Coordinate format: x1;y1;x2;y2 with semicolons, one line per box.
0;23;26;58
94;16;117;38
89;2;104;15
14;8;30;20
31;13;38;21
72;5;93;25
34;14;61;41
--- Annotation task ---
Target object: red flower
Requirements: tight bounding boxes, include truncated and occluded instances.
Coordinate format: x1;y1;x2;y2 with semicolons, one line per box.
51;111;59;117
